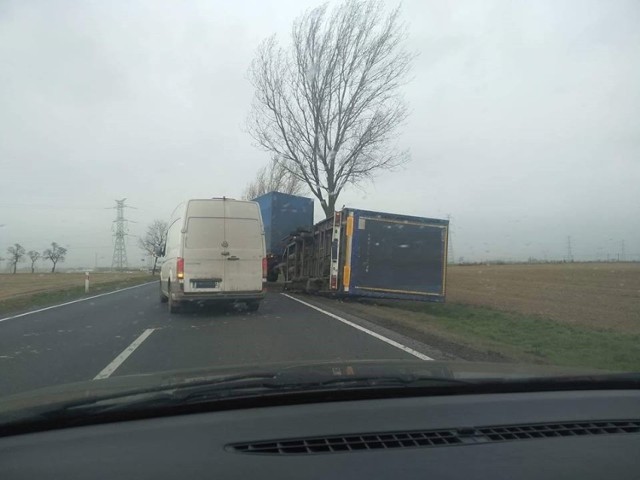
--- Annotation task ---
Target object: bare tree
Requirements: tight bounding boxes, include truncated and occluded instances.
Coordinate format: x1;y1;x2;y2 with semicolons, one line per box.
43;242;67;273
243;156;306;200
138;220;168;276
7;243;25;274
27;250;41;273
247;0;413;217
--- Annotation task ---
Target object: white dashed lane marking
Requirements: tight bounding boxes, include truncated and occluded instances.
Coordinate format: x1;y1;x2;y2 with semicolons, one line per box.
94;328;156;380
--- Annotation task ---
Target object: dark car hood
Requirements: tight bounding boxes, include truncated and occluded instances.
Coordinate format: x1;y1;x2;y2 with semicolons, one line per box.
0;359;617;417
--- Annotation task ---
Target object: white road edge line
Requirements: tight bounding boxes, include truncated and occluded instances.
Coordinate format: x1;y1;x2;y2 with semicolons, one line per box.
0;281;157;323
281;293;433;361
94;328;156;380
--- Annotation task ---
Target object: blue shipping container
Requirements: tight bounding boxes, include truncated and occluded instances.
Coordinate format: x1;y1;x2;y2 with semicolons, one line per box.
253;192;314;255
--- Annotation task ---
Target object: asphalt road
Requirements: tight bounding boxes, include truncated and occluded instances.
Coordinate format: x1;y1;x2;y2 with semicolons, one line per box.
0;282;444;397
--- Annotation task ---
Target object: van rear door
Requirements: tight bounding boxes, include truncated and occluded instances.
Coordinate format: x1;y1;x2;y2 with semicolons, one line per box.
222;217;264;292
182;217;226;293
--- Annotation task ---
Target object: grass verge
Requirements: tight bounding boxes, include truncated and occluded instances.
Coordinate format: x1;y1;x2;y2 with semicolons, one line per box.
0;276;156;316
371;301;640;372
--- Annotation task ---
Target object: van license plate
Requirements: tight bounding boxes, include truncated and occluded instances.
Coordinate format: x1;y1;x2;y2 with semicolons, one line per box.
192;280;220;289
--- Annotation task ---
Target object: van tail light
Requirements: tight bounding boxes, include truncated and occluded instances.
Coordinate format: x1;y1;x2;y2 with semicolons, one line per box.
262;257;267;279
177;257;184;280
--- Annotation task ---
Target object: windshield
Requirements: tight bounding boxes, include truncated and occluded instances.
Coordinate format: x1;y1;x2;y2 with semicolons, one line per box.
0;0;638;410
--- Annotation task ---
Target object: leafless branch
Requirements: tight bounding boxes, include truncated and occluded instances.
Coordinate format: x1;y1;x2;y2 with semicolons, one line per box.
27;250;40;273
138;220;168;275
6;243;25;274
247;0;413;217
43;242;67;273
242;156;306;200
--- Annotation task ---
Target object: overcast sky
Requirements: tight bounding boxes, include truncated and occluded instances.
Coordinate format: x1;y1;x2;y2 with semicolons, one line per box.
1;0;639;269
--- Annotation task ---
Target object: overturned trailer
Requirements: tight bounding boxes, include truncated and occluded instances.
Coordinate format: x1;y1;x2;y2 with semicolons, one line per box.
282;208;449;302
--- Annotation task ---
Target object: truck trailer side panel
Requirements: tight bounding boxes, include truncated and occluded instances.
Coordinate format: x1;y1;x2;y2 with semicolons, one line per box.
283;207;448;302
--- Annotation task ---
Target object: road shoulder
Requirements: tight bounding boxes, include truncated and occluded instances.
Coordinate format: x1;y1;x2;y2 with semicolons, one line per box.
280;292;459;362
274;285;519;363
0;276;156;319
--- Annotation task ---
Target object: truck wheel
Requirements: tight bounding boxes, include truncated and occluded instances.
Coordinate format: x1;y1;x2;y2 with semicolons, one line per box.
159;281;168;303
246;301;260;312
168;282;181;314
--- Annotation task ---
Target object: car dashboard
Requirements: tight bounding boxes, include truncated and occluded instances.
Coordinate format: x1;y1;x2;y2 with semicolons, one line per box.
1;389;639;479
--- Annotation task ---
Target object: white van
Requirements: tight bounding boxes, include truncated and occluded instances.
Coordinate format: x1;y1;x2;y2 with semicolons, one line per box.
159;198;266;313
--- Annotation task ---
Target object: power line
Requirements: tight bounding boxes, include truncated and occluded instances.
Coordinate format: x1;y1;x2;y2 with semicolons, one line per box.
109;199;136;270
566;235;574;262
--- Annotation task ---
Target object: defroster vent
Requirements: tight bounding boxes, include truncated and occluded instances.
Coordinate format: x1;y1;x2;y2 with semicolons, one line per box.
228;420;640;455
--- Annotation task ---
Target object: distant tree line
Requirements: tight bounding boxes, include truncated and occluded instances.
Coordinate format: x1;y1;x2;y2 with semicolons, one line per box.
5;242;67;274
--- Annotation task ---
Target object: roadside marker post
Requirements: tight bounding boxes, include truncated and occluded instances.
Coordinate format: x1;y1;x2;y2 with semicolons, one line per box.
85;271;90;293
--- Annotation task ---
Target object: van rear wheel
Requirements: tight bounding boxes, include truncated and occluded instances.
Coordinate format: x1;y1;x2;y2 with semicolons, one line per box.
267;271;278;282
159;281;168;303
168;282;181;314
246;301;260;312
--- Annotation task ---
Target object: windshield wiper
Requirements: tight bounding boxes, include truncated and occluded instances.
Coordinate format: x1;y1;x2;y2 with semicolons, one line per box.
3;371;638;436
52;374;471;417
0;373;279;426
0;372;470;436
173;374;471;402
